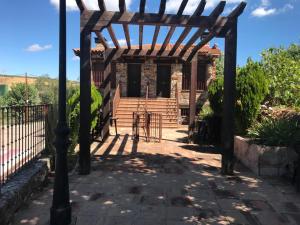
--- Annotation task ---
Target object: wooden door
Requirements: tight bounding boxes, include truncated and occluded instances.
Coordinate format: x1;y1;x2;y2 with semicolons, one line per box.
156;64;171;98
127;64;141;97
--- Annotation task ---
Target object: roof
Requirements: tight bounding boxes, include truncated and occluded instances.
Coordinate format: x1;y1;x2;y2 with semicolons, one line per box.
73;43;221;57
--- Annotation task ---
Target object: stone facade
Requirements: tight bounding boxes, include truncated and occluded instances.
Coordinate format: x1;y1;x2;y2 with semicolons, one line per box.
114;57;217;123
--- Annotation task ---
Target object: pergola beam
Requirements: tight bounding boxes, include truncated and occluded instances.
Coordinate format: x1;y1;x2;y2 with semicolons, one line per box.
119;0;131;49
98;0;106;11
75;0;86;11
169;0;206;56
158;0;188;55
95;31;109;49
139;0;146;49
81;11;227;31
151;0;167;50
119;0;126;13
179;1;226;57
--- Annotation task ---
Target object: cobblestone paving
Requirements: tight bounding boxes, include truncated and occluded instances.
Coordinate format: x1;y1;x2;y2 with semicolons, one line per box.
11;128;300;225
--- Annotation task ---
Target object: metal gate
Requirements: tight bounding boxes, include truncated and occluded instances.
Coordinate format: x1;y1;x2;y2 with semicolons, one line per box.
132;112;162;142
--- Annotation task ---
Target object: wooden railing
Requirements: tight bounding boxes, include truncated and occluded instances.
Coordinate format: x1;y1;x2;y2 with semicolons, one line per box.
175;82;180;125
112;82;121;118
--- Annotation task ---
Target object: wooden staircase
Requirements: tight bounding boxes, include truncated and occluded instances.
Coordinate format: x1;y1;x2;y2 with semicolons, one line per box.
115;98;178;128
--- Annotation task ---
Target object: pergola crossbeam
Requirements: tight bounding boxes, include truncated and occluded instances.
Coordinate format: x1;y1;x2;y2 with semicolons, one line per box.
75;0;86;11
179;1;226;58
151;0;167;50
98;0;106;11
158;0;188;55
95;31;109;49
119;0;131;49
139;0;146;49
169;0;206;56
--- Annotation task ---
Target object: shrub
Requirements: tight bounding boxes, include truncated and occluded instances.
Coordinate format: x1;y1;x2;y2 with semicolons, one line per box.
207;59;269;134
3;83;40;106
235;59;269;133
67;85;103;154
247;117;300;147
208;76;224;116
261;44;300;107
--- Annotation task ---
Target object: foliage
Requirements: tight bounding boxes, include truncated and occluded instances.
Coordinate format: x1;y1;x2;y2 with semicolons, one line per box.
208;76;224;116
207;59;269;134
215;53;224;77
35;75;79;105
67;85;103;153
35;75;58;105
261;44;300;107
235;59;269;133
198;104;213;119
247;117;300;147
3;83;40;106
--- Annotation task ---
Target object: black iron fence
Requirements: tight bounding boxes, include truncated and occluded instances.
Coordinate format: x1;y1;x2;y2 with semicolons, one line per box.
0;105;51;191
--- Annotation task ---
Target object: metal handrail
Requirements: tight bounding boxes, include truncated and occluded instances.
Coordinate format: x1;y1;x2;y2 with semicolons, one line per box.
175;82;180;125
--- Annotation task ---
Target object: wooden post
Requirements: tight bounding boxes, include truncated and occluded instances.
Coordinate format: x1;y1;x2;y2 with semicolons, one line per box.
221;19;237;175
79;26;91;175
188;59;197;142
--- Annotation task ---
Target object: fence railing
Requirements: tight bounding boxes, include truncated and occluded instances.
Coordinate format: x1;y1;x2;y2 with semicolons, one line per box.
0;105;50;191
132;112;162;143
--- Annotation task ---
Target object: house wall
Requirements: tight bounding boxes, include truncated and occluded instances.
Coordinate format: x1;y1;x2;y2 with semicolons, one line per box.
112;57;217;123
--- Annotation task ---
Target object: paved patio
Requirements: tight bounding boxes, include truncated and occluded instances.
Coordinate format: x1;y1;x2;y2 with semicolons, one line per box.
11;127;300;225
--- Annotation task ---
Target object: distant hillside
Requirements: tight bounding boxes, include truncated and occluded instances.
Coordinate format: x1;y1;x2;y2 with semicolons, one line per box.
0;74;78;89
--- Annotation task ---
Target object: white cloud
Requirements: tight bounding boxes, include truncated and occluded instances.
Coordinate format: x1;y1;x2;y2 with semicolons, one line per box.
72;56;80;61
50;0;133;11
108;39;127;46
251;7;276;17
166;0;243;14
25;44;52;52
251;1;294;18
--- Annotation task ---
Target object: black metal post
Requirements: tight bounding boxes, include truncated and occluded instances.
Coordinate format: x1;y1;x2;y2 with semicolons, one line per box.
221;19;237;175
50;0;72;224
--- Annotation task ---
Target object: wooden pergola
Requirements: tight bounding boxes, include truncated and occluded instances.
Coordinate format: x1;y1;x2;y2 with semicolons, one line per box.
75;0;246;175
51;1;246;224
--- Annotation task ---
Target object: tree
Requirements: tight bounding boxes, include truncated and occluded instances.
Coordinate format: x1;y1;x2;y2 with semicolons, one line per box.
35;75;58;105
261;44;300;107
4;83;40;106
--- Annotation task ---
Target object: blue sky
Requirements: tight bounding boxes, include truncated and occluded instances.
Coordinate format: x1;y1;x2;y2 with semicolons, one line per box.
0;0;299;81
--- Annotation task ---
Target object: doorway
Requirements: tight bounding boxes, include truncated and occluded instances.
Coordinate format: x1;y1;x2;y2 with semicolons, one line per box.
156;64;171;98
127;64;141;97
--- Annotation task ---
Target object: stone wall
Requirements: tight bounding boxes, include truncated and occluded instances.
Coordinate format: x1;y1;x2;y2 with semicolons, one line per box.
0;160;48;225
116;63;127;97
234;136;298;177
115;58;216;108
141;59;157;98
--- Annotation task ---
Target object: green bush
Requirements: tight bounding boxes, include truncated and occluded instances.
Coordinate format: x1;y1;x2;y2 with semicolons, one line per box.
3;83;40;106
67;85;103;154
262;44;300;107
247;117;300;147
235;59;269;133
207;59;269;134
208;76;224;116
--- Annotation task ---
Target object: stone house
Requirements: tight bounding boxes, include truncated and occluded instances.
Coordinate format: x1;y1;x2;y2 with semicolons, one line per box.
74;42;220;125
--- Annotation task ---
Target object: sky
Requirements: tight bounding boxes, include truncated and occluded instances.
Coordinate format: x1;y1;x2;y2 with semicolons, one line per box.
0;0;299;81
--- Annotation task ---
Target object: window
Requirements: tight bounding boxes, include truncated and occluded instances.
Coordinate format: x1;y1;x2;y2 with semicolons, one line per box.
182;62;208;91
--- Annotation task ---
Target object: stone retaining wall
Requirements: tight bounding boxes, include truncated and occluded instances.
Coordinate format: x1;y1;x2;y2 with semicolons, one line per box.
0;160;48;225
234;136;298;177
